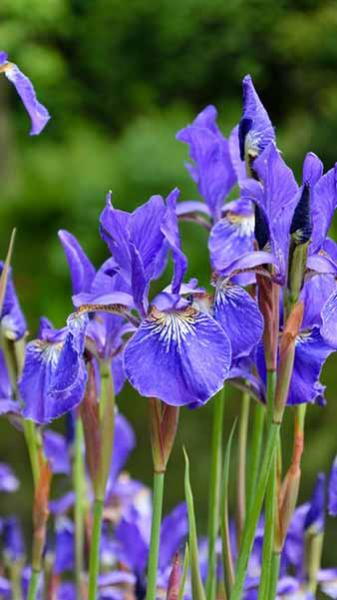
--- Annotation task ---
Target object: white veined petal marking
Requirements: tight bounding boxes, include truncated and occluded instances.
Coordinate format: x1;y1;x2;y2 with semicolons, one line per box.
33;340;64;367
144;306;199;353
225;211;255;238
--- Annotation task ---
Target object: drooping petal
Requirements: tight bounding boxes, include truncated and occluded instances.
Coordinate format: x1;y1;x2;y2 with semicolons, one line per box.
208;198;255;272
288;329;334;405
20;313;88;423
176;105;236;220
328;456;337;517
239;75;275;161
305;473;326;534
124;306;231;406
0;463;19;492
161;188;187;293
300;274;336;329
213;284;263;359
321;289;337;347
159;503;188;571
310;164;337;254
58;230;96;295
0;55;50;135
43;430;71;475
176;200;211;217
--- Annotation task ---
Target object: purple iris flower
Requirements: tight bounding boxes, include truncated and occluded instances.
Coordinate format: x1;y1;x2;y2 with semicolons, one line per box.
328;456;337;517
176;105;237;221
117;190;232;407
0;51;50;135
0;463;19;492
59;230;133;396
19;313;88;424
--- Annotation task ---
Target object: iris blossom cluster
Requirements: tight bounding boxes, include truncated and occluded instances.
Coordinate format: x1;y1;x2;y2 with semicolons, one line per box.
1;51;337;600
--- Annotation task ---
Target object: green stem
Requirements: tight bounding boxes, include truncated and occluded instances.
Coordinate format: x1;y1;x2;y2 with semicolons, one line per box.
206;387;225;600
246;403;265;515
73;416;86;597
23;420;40;488
27;569;40;600
9;562;23;600
230;422;280;600
268;552;281;599
237;393;250;540
145;471;165;600
258;371;277;600
88;498;104;600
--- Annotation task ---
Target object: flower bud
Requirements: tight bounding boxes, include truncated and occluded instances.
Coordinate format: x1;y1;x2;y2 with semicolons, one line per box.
149;398;179;473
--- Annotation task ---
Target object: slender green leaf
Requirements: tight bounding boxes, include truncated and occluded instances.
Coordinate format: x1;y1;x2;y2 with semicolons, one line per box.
220;419;237;596
183;447;206;600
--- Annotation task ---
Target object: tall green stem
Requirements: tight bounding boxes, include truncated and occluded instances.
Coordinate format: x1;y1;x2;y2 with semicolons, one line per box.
230;422;280;600
87;360;115;600
145;471;165;600
258;371;277;600
73;416;86;597
246;403;265;515
88;498;104;600
206;387;225;600
237;393;250;540
27;570;40;600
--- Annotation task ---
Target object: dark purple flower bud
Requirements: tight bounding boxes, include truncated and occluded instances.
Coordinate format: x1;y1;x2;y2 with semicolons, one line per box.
328;457;337;517
0;463;19;492
239;75;275;162
43;430;71;475
0;51;50;135
305;474;326;534
2;517;25;561
176;105;236;220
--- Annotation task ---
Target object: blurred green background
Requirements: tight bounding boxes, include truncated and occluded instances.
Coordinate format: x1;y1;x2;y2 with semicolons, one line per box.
0;0;337;569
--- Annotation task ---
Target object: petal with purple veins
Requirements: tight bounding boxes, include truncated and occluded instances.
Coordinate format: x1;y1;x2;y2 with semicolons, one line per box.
213;284;263;359
310;164;337;254
124;306;231;406
239;75;275;161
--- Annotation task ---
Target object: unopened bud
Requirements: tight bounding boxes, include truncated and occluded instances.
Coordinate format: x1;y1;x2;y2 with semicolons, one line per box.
166;553;181;600
149;398;179;473
257;275;279;371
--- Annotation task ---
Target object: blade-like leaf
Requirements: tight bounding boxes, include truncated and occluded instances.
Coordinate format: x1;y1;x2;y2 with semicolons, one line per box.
220;419;237;595
183;447;206;600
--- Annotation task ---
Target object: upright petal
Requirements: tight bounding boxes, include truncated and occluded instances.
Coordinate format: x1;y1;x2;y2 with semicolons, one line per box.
302;152;323;186
239;75;275;161
213;283;263;359
310;164;337;254
161;188;187;293
0;263;27;340
177;105;236;220
130;195;167;279
58;230;96;295
124;306;231;406
0;54;50;135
